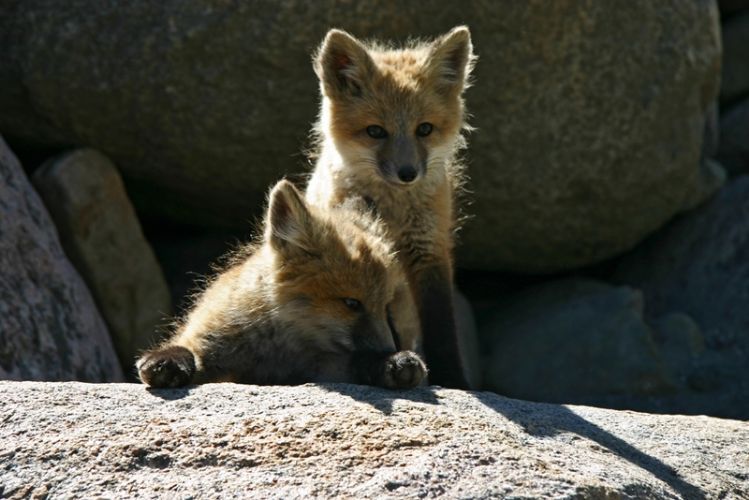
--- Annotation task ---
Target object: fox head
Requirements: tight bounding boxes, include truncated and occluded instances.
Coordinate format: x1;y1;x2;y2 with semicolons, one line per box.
264;179;406;356
313;26;475;188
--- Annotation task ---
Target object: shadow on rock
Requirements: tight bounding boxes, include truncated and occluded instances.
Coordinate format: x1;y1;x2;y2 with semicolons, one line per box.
319;383;440;415
145;386;196;401
470;391;706;500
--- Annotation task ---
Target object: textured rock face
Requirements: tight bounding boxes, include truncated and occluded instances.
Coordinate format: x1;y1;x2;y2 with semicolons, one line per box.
0;1;722;272
480;279;674;406
614;177;749;420
32;149;172;372
0;137;123;382
1;381;747;499
476;273;749;419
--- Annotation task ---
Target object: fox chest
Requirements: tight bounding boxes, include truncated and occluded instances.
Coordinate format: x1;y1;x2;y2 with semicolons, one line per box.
364;188;453;264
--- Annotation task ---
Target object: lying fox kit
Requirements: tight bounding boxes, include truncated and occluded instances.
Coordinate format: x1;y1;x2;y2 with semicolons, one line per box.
137;180;426;389
306;27;476;388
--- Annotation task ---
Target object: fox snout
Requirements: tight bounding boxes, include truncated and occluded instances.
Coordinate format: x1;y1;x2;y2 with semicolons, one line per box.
377;135;426;185
379;160;422;184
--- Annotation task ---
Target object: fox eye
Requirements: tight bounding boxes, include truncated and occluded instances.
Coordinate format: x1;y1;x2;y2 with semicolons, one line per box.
342;298;362;311
416;122;433;137
366;125;388;139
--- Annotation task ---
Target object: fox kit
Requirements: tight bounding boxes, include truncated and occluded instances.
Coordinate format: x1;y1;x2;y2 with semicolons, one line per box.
306;27;476;388
137;180;426;389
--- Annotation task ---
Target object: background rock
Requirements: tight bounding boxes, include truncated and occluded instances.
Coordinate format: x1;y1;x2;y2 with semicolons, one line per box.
0;137;123;382
613;177;749;420
454;290;481;390
717;98;749;175
0;0;722;273
480;279;676;408
719;0;749;17
1;381;747;499
32;149;172;374
721;11;749;105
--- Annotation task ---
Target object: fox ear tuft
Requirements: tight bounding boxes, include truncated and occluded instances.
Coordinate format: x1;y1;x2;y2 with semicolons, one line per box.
266;180;315;255
424;26;475;96
314;29;374;99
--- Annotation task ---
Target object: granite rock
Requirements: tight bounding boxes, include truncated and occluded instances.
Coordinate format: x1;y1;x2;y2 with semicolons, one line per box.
0;0;723;272
1;381;747;499
33;149;172;373
0;137;123;382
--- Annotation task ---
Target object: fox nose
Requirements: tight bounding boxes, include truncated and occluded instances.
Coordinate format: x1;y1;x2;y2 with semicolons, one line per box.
397;165;418;183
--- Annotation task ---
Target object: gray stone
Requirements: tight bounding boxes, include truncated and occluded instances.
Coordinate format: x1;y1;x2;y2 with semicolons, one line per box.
32;149;172;372
721;11;749;104
614;176;749;419
0;136;123;382
0;1;723;273
717;98;749;175
454;289;481;390
480;279;675;408
1;381;746;499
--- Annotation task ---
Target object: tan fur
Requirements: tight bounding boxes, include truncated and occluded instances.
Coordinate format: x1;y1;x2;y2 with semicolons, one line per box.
137;180;423;388
306;27;476;388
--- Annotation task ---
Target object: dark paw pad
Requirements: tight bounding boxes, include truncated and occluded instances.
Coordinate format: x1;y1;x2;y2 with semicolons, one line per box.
136;346;196;388
384;351;428;389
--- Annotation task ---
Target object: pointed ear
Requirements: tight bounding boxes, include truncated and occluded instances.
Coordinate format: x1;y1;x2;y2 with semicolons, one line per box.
314;29;375;99
424;26;475;96
265;180;316;255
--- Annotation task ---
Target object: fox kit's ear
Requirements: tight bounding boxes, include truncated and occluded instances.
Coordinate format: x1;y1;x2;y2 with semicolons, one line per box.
424;26;475;96
266;180;316;255
314;29;375;99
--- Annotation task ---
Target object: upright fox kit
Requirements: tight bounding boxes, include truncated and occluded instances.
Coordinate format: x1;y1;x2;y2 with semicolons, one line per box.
137;180;426;389
306;27;476;388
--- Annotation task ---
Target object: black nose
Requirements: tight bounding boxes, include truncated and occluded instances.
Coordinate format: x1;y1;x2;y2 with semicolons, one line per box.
397;165;417;183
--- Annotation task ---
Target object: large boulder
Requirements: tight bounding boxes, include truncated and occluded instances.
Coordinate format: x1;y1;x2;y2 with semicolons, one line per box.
613;177;749;420
480;279;675;409
0;137;123;382
0;1;722;273
1;381;747;498
477;274;749;419
32;149;172;373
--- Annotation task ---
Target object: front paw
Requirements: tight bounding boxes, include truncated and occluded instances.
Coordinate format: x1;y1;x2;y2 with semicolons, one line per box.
136;346;196;388
383;351;428;389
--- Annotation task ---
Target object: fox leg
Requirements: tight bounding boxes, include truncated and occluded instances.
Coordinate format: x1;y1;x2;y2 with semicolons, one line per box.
351;350;427;389
136;345;196;388
415;264;469;389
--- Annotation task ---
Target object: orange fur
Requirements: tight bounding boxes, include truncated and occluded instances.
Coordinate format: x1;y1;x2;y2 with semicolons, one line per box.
137;180;424;388
306;27;476;388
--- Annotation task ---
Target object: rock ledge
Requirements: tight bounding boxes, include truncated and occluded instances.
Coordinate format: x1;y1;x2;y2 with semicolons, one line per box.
0;382;746;499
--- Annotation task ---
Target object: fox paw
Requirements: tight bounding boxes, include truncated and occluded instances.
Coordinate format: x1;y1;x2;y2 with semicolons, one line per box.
136;346;196;388
383;351;427;389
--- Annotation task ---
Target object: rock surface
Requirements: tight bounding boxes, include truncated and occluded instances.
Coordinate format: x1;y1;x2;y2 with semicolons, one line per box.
480;279;674;407
614;177;749;420
1;381;747;499
0;0;723;272
454;290;482;390
721;11;749;104
717;98;749;175
0;137;123;382
32;149;172;373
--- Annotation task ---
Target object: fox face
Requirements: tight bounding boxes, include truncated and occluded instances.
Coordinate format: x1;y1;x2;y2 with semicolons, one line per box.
138;180;426;388
265;181;405;358
313;27;475;188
